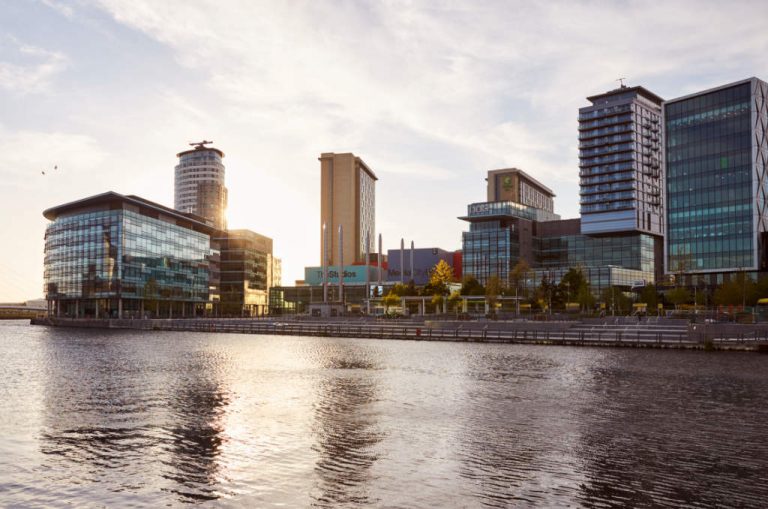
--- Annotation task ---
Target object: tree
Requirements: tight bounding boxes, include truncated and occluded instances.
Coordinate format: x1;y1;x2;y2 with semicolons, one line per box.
389;283;409;297
713;272;756;307
429;259;454;295
577;285;595;313
536;274;558;312
382;292;401;312
560;267;588;303
486;276;502;312
667;286;692;309
600;286;632;315
447;290;462;314
509;259;530;315
638;283;659;309
460;275;485;296
431;293;444;313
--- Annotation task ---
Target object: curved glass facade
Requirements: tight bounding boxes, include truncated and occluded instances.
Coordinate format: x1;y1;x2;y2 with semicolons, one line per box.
44;196;218;318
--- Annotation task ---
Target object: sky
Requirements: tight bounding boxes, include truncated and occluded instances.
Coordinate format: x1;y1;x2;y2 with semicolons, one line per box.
1;0;768;301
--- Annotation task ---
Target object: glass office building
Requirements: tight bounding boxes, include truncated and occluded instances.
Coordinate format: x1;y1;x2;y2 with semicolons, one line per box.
217;229;279;316
44;192;220;318
538;233;655;273
459;200;551;286
665;77;768;282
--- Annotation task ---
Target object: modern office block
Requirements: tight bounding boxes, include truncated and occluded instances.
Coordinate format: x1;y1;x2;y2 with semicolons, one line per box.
579;85;665;236
665;77;768;280
217;229;279;316
460;201;540;286
43;192;220;318
174;142;228;230
460;164;660;293
319;152;377;266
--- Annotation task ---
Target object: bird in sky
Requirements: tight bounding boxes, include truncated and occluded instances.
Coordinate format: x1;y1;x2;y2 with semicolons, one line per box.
54;165;58;170
41;171;45;175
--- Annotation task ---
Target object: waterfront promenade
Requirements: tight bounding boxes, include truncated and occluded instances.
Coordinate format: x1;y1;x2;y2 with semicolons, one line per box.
31;316;768;351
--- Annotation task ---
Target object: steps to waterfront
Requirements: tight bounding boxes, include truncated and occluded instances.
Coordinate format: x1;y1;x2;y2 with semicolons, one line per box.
30;317;768;351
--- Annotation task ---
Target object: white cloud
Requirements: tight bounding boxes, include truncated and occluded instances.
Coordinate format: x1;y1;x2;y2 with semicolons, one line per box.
3;0;768;295
0;36;68;94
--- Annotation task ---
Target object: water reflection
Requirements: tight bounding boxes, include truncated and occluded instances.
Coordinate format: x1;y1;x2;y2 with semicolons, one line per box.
310;346;383;507
2;325;767;508
577;353;768;508
39;329;163;488
38;329;233;503
161;352;231;502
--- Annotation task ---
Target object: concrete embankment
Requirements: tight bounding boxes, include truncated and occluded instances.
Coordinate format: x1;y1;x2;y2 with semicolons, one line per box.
29;317;768;352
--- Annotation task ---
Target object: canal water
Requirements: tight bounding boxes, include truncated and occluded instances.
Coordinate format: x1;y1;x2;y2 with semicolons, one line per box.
2;320;768;507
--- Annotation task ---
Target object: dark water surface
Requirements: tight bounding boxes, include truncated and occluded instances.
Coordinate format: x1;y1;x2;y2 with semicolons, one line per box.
2;320;768;507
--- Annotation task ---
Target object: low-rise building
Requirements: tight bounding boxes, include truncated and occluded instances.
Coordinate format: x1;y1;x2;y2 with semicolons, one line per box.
43;192;220;318
217;229;280;316
386;247;456;286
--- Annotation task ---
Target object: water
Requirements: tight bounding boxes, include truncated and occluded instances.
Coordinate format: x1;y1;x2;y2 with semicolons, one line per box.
2;320;768;507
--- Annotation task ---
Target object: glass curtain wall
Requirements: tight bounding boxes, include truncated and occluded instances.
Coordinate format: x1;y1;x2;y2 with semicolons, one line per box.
666;83;753;272
45;209;216;317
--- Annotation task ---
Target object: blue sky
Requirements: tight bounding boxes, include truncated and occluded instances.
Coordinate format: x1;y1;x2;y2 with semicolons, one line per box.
1;0;767;301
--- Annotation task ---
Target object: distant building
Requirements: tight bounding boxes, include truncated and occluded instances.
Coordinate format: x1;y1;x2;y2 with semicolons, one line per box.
461;170;560;286
319;152;377;265
217;229;280;316
460;162;659;294
386;247;455;286
303;265;381;286
175;142;228;230
665;77;768;282
579;85;664;236
43;192;220;318
486;168;555;212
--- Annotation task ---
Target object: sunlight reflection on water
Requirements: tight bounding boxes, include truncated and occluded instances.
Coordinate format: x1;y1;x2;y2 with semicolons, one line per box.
1;320;768;507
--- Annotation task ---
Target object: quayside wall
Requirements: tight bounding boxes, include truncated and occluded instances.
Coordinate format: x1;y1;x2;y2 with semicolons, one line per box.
29;317;768;352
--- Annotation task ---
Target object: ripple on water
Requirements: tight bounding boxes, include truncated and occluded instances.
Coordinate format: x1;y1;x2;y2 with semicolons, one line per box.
1;324;768;507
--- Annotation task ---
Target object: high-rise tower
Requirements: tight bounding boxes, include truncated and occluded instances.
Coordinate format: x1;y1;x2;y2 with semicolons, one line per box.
174;141;228;230
579;85;664;236
665;77;768;277
319;152;377;266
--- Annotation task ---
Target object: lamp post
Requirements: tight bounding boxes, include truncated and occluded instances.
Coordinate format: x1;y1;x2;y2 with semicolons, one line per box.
322;223;328;304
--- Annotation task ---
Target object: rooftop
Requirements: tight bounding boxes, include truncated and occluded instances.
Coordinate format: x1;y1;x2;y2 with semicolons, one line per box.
486;167;555;196
586;85;664;106
43;191;218;234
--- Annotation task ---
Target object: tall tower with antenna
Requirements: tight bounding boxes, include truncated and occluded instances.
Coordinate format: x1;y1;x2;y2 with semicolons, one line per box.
174;141;228;230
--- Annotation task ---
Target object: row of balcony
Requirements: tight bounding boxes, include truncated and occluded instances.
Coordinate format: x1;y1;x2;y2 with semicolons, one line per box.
578;113;634;131
580;181;636;196
579;161;637;177
580;170;636;186
577;104;633;121
579;152;635;168
578;132;636;149
578;123;635;141
579;141;635;158
581;201;636;214
580;190;637;205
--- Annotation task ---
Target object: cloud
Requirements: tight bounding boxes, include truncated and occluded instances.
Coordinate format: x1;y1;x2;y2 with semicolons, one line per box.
4;0;768;295
0;36;68;94
0;126;106;187
81;0;768;283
